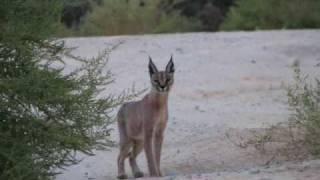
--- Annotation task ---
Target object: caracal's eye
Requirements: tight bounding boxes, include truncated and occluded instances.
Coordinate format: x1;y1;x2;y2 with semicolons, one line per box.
166;78;171;83
154;80;160;84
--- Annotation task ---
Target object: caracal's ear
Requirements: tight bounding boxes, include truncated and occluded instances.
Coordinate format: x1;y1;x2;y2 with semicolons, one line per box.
166;55;175;74
149;56;158;76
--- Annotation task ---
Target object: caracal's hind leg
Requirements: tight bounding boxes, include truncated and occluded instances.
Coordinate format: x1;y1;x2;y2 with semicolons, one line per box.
155;129;164;176
129;140;144;178
117;121;131;179
117;142;131;179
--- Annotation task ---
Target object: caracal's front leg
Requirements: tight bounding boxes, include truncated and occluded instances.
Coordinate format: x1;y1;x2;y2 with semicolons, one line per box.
144;126;158;176
117;119;131;179
155;127;165;176
129;140;144;178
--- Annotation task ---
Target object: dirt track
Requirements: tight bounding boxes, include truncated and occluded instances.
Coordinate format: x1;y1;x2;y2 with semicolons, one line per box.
56;30;320;180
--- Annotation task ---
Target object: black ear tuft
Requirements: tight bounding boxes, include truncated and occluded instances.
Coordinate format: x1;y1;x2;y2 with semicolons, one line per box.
148;56;158;76
166;55;175;73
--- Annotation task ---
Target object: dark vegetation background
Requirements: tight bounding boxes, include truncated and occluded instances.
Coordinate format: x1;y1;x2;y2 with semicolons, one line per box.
58;0;320;36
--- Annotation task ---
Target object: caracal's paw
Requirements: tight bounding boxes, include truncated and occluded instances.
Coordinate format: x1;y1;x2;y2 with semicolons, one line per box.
117;174;128;179
134;171;144;178
150;173;158;177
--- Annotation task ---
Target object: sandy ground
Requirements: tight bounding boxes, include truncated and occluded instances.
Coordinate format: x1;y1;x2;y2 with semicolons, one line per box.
56;30;320;180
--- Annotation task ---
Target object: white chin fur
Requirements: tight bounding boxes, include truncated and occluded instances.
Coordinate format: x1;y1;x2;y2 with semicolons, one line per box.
157;88;168;93
152;86;170;93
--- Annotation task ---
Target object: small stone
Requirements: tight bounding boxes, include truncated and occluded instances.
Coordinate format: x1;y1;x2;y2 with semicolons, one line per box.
175;48;184;53
286;164;299;170
298;165;310;172
250;169;260;174
195;105;205;112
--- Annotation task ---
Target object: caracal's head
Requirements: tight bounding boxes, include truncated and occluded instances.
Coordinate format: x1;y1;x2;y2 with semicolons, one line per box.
148;56;175;93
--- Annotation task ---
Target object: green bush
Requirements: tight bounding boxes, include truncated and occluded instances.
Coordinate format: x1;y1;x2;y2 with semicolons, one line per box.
288;63;320;156
0;0;131;179
78;0;200;36
159;0;235;31
221;0;320;31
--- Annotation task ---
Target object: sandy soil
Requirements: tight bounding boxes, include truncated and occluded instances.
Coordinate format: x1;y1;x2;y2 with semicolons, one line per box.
56;30;320;180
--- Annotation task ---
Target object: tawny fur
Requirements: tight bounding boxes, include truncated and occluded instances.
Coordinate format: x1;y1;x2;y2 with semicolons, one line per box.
117;56;175;179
